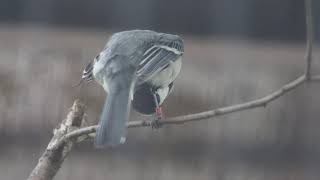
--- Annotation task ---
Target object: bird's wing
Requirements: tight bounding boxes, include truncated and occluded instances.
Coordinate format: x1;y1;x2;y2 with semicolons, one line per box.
136;40;183;84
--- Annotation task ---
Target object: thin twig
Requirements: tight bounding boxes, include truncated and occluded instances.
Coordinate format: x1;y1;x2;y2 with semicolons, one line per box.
52;75;307;149
305;0;313;79
51;0;317;149
28;1;317;179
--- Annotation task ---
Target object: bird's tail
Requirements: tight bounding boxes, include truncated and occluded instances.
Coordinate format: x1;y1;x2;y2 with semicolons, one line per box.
95;71;135;148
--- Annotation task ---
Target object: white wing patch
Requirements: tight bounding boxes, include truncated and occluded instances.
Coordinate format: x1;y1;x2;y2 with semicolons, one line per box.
139;43;183;67
154;45;183;55
143;45;157;56
140;46;161;65
136;40;183;85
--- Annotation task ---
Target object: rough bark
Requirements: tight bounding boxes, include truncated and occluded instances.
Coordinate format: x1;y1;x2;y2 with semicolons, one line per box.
27;100;85;180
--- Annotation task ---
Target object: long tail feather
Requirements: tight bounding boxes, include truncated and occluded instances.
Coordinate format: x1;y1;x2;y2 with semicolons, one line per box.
94;71;135;148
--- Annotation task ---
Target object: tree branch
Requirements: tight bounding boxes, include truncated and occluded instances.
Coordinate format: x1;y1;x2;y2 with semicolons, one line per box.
27;100;86;180
50;0;317;150
51;74;308;149
305;0;313;79
28;0;317;179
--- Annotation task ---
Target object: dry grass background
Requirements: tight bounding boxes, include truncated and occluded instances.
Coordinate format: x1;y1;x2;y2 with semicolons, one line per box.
0;24;320;180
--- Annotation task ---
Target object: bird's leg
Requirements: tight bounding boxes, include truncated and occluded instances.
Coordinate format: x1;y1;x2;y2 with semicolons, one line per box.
151;92;163;129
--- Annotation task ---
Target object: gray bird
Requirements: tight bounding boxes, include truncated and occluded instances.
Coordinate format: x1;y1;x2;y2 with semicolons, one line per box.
81;30;184;148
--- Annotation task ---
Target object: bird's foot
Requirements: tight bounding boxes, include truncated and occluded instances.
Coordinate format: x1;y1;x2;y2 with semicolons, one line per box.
151;119;162;129
151;107;163;129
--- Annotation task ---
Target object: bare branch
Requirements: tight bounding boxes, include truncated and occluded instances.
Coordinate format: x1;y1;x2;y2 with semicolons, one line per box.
27;100;85;180
29;1;317;179
52;0;316;147
51;75;307;149
305;0;313;79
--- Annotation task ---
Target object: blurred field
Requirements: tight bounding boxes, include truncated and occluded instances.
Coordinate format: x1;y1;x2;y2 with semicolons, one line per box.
0;25;320;180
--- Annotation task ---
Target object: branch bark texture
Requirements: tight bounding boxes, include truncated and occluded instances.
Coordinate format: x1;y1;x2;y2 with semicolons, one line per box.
27;100;85;180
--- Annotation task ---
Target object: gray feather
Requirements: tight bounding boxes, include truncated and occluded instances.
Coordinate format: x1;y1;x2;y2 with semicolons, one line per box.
94;68;135;148
136;49;178;85
91;30;184;147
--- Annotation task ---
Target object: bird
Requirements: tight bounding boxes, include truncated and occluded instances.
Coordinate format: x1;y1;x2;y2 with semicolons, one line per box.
81;30;184;148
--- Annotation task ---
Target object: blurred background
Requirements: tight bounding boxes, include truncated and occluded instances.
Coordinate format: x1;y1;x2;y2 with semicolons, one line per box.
0;0;320;179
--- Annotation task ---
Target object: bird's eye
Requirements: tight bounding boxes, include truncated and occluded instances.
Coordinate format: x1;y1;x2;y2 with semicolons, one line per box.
95;54;100;61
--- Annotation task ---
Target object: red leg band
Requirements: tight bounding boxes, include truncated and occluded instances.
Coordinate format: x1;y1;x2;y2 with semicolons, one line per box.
155;107;163;118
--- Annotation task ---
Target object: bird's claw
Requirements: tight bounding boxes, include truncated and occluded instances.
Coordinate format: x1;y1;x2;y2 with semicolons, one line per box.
151;107;163;129
151;118;162;129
